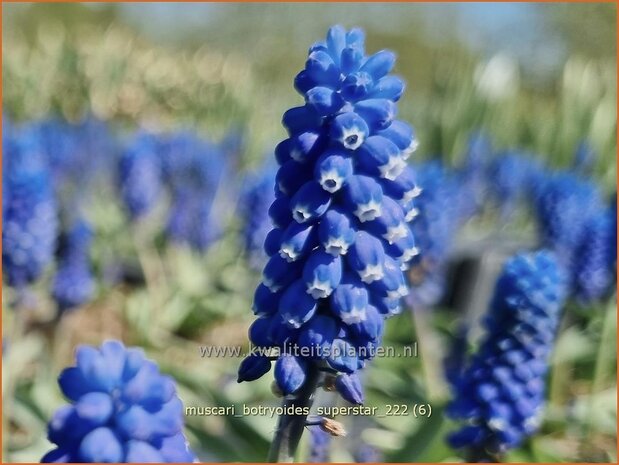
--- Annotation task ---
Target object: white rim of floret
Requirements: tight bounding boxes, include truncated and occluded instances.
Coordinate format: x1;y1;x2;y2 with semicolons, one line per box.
403;186;422;203
379;157;407;181
405;207;420;222
279;245;300;262
340;127;365;150
324;237;350;256
306;279;334;299
388;305;403;317
262;277;283;293
358;264;384;284
354;201;382;222
292;206;312;223
340;306;366;325
387;284;409;300
401;139;419;160
319;171;345;193
383;223;409;244
282;312;305;329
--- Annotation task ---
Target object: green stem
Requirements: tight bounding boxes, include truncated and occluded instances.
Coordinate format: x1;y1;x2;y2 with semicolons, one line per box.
267;365;321;463
410;306;448;402
548;309;573;407
584;295;617;442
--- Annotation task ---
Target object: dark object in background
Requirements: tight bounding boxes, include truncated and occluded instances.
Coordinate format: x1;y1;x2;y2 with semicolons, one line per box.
442;236;535;340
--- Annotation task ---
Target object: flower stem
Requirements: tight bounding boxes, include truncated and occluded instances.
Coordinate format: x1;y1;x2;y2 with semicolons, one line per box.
267;365;321;463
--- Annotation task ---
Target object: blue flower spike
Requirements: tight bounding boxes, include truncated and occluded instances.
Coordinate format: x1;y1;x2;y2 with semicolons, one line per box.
447;251;567;459
41;340;195;463
52;219;96;314
238;25;418;410
118;132;162;221
3;126;58;292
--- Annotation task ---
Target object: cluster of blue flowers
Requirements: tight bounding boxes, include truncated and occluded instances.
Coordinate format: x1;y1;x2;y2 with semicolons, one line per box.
145;130;235;252
52;220;96;313
3;115;241;309
3;115;115;306
41;340;195;463
238;25;419;403
447;250;567;456
118;132;163;221
487;150;543;221
533;171;615;302
3;125;59;291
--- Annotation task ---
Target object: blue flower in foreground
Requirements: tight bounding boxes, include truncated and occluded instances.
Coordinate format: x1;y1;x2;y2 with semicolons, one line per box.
118;132;162;220
239;162;278;270
52;220;95;313
447;251;566;457
238;25;418;402
572;207;615;303
534;171;602;266
41;340;195;463
3;127;58;289
406;160;458;308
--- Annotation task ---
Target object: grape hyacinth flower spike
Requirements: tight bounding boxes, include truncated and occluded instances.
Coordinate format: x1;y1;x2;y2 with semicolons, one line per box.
572;206;616;303
236;25;419;461
3;126;58;296
118;132;162;221
533;171;602;282
447;251;566;461
41;340;195;463
52;219;96;315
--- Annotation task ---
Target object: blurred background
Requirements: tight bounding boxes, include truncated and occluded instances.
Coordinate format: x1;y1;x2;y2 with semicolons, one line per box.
2;2;617;463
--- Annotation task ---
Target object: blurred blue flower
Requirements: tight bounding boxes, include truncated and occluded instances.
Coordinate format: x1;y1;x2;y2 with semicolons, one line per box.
354;443;382;462
238;25;418;402
609;195;617;272
239;162;277;270
456;132;492;221
162;131;232;252
52;220;95;313
3;126;58;290
118;132;163;220
41;340;195;463
308;427;331;462
487;151;543;220
37;118;79;187
75;115;117;184
533;171;602;267
166;187;222;252
406;160;459;308
35;116;115;212
447;250;566;457
572;207;615;303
